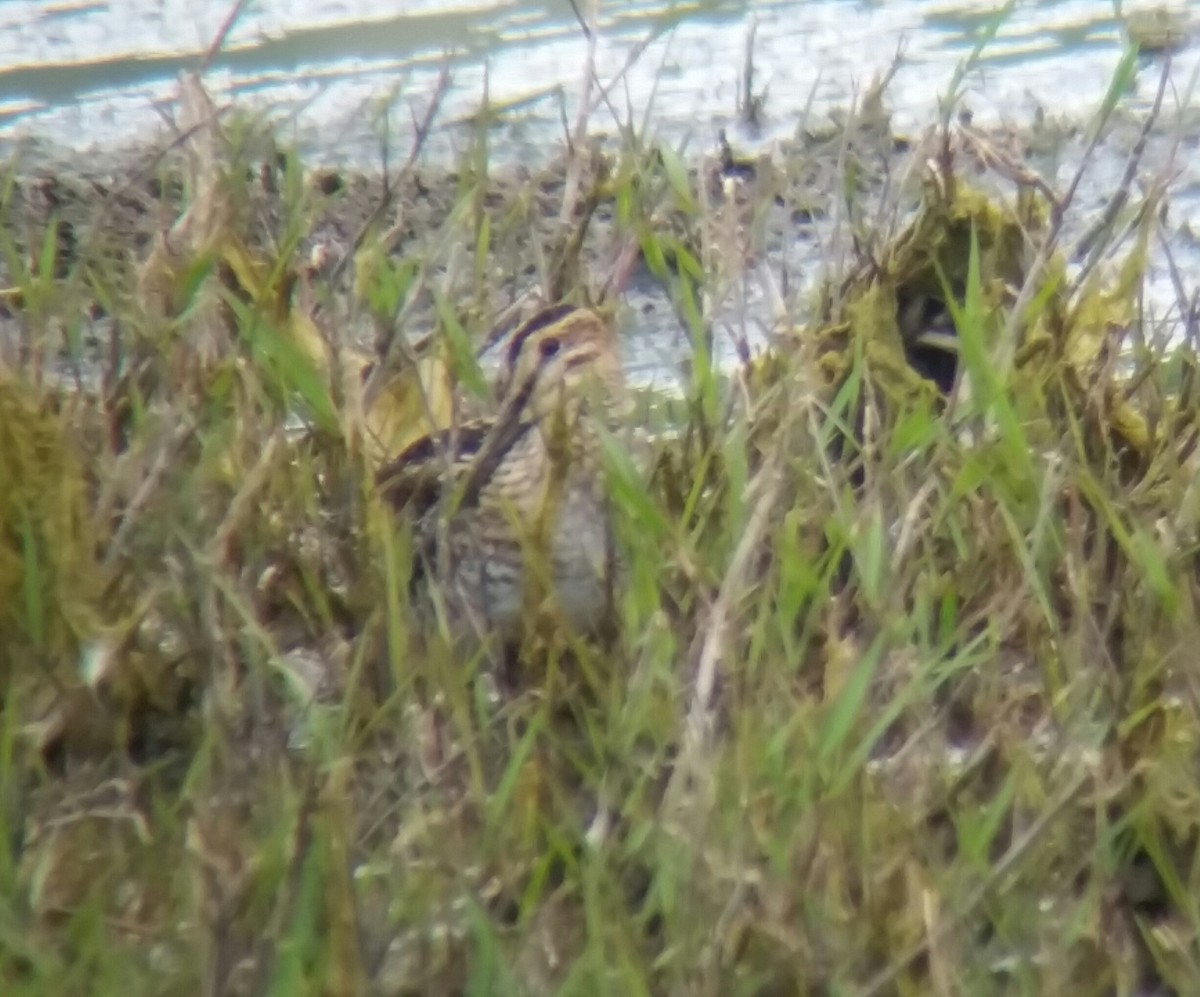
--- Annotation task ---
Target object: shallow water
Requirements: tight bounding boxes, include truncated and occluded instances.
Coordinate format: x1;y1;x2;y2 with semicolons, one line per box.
0;0;1193;165
2;0;1199;385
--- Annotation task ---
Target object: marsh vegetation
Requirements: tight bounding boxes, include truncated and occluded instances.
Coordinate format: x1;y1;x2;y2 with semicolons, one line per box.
2;8;1200;995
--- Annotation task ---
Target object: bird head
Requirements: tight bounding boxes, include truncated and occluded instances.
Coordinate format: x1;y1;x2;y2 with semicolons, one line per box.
500;304;625;424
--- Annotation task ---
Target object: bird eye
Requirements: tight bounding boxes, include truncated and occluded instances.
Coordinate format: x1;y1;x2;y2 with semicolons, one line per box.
539;338;562;359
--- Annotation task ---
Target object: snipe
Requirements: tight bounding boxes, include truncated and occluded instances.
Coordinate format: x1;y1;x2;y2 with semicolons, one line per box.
376;303;627;645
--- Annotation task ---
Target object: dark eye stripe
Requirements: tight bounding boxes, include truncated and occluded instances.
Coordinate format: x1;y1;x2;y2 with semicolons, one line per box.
504;303;579;368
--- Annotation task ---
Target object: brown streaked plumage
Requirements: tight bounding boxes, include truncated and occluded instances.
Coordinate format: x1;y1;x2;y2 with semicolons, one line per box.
376;304;626;643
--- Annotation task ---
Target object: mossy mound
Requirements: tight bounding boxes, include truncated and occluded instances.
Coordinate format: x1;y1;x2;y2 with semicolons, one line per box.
0;373;97;674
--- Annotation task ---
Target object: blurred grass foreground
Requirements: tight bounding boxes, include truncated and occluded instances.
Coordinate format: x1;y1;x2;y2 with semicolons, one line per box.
2;39;1200;996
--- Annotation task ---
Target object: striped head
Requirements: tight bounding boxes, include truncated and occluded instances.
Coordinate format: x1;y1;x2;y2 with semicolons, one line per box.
499;304;625;424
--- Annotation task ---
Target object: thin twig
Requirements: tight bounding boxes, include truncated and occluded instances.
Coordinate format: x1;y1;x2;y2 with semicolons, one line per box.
199;0;253;73
206;432;283;566
325;68;452;294
565;0;593;40
996;56;1169;380
101;419;197;573
558;0;599;224
1071;55;1172;272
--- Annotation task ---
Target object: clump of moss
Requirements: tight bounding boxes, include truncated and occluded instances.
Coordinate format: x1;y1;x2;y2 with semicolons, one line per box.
0;371;98;675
